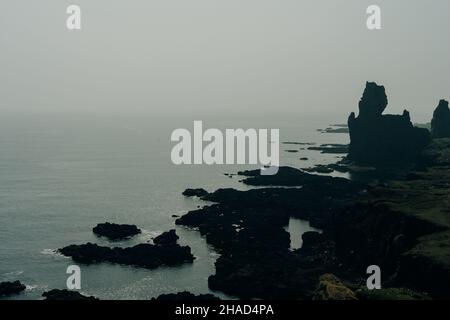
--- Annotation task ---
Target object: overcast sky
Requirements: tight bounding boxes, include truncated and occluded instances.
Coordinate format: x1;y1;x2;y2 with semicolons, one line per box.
1;0;449;122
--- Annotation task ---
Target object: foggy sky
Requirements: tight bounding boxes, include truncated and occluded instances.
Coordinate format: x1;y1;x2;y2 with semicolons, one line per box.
1;0;449;122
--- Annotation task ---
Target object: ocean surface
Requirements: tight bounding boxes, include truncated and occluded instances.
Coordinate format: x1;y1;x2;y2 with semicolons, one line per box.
0;111;349;300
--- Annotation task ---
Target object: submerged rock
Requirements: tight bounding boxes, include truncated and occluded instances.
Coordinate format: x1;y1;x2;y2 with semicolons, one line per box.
153;229;179;245
431;99;450;138
59;241;194;269
93;222;141;240
182;188;208;197
0;281;26;297
347;82;430;165
154;291;221;301
42;289;98;300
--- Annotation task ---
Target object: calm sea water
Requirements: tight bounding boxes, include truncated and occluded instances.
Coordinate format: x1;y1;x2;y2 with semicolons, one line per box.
0;111;348;300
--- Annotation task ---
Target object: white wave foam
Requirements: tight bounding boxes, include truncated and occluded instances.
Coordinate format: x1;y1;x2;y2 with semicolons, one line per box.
2;270;24;277
40;248;65;257
139;229;163;242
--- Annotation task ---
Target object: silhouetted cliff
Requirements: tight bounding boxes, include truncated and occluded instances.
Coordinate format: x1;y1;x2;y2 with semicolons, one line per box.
347;82;430;165
431;99;450;138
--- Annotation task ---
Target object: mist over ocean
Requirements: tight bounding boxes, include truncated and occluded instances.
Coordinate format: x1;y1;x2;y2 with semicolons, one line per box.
0;110;345;299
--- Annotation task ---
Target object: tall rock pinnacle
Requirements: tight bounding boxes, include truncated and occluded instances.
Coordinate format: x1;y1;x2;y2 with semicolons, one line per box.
431;99;450;138
347;82;430;165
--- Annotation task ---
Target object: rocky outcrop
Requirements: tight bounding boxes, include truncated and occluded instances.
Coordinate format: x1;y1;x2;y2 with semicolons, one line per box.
331;140;450;299
347;82;430;165
154;291;221;301
208;249;327;299
42;289;98;300
93;222;141;240
182;188;208;197
333;202;440;278
313;274;357;300
59;241;194;269
176;168;366;299
396;233;450;299
431;99;450;138
153;229;179;245
0;281;26;297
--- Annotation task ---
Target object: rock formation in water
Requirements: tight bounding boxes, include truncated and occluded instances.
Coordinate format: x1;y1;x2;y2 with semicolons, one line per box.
182;188;208;197
59;241;194;269
153;229;179;245
431;99;450;138
93;222;141;240
153;291;221;301
42;289;98;300
347;82;430;165
0;281;26;297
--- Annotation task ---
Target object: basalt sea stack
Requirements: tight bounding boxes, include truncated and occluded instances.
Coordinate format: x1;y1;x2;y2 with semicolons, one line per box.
431;99;450;138
347;82;430;165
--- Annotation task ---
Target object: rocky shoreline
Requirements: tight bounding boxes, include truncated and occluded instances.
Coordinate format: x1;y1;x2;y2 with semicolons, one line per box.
172;139;450;299
3;82;450;301
170;83;450;300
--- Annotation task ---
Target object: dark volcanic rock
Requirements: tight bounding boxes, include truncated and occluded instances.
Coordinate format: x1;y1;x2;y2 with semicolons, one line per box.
304;163;350;174
333;202;441;278
307;144;349;154
182;188;208;197
178;168;365;236
283;142;315;145
208;248;332;299
153;229;179;245
238;166;358;188
431;99;450;138
301;231;326;248
175;167;367;299
0;281;26;297
59;241;194;269
42;289;98;300
318;127;349;134
303;165;334;174
347;82;430;165
93;222;141;240
294;232;337;270
154;291;221;301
